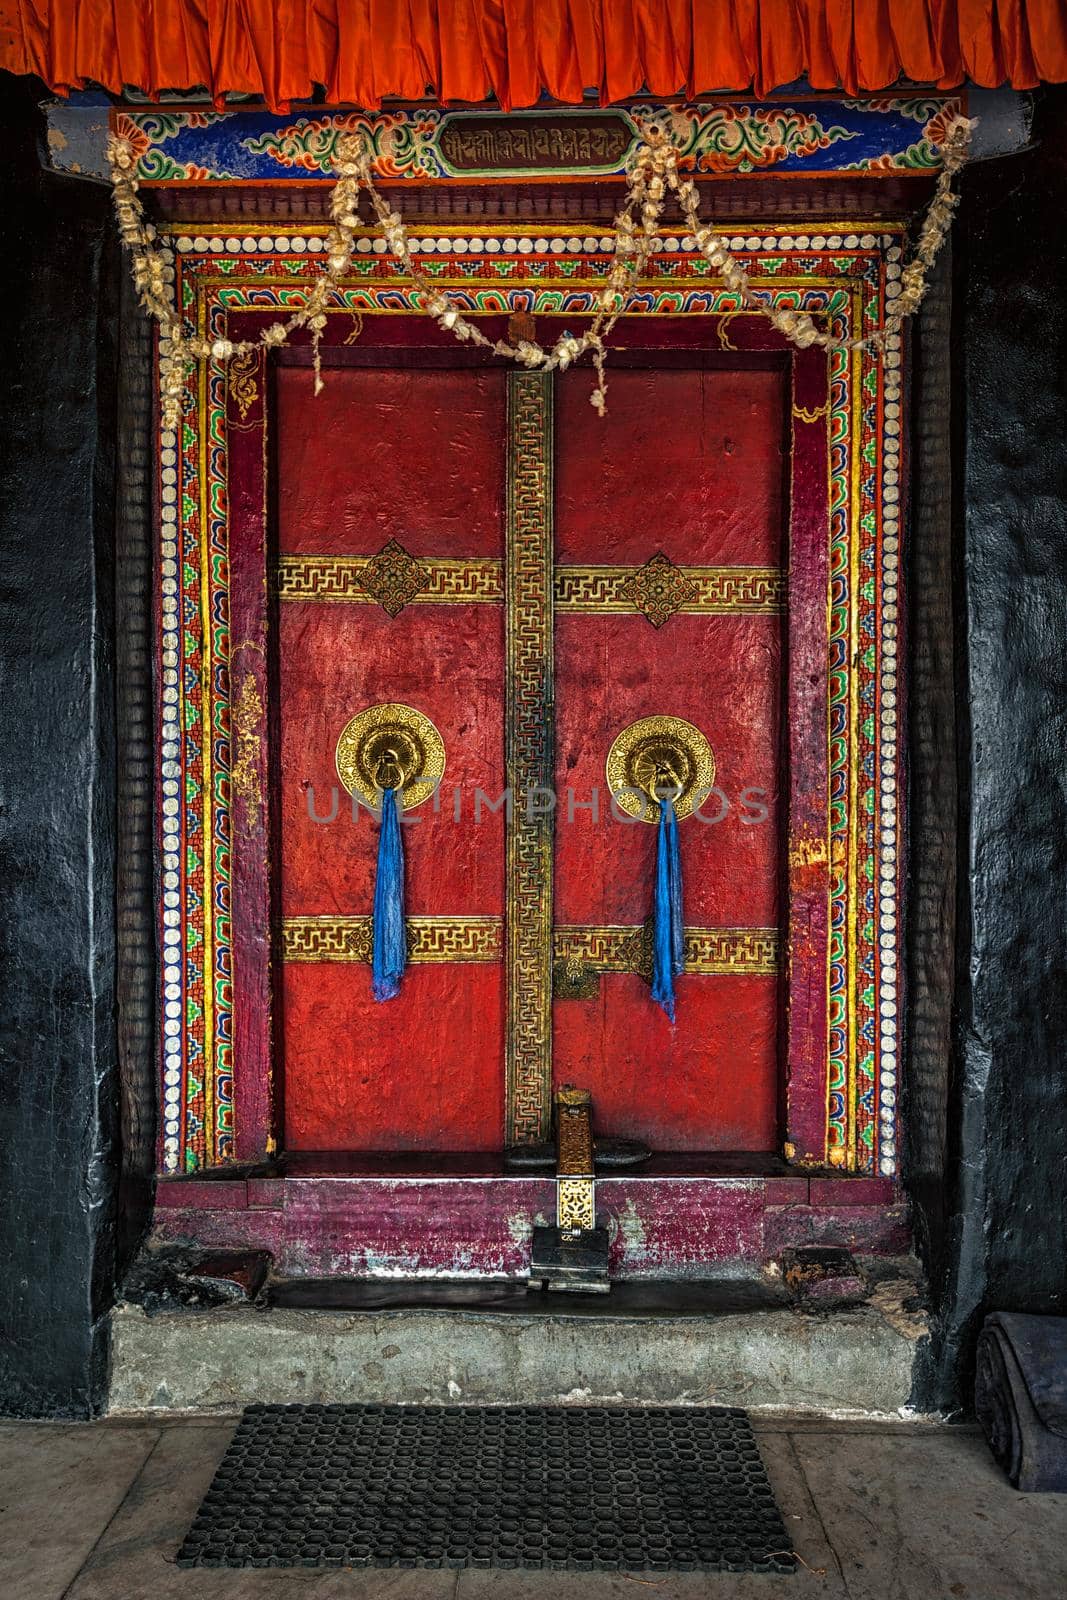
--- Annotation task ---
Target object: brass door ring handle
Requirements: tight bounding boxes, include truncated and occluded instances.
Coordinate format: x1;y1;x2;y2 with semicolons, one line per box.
606;715;715;823
644;757;684;806
335;703;446;812
374;745;412;793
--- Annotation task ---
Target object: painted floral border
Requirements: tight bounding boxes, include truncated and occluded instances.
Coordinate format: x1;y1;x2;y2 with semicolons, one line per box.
117;99;961;183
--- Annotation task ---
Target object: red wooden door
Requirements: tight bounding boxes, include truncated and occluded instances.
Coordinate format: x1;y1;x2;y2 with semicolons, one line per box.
269;342;783;1158
552;361;785;1152
274;359;507;1151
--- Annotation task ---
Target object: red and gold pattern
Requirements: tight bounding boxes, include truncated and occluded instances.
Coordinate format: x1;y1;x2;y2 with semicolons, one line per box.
616;553;699;628
355;539;432;616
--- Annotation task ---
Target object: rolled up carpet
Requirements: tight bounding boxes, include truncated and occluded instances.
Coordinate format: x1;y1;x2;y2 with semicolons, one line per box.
975;1313;1067;1492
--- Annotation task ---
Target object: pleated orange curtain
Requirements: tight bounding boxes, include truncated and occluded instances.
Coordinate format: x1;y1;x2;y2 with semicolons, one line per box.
2;1;1066;110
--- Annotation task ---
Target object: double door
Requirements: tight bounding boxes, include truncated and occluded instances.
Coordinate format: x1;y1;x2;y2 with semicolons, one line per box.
273;330;784;1155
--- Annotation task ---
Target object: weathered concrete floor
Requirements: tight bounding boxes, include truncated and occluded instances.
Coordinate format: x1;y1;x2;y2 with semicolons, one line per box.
4;1416;1067;1599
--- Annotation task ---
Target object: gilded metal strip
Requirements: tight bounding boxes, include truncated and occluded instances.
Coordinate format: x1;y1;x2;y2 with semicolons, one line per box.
557;1178;596;1231
555;1088;596;1234
553;925;779;978
556;565;784;614
277;555;782;614
282;915;502;963
556;1088;595;1173
505;372;555;1144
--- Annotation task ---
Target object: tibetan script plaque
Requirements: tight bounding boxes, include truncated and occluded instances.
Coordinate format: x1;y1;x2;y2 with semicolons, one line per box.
437;112;635;176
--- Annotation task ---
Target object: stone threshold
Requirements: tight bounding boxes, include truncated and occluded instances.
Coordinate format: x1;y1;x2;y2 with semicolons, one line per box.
108;1272;927;1417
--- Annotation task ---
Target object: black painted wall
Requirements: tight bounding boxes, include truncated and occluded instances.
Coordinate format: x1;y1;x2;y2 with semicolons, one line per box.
0;76;121;1416
913;88;1067;1410
906;246;957;1310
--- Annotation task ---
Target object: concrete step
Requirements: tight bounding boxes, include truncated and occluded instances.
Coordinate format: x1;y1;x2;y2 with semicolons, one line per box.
108;1275;926;1416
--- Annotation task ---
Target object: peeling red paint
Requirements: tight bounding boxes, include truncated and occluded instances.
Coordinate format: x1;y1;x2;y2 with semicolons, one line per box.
152;1171;903;1278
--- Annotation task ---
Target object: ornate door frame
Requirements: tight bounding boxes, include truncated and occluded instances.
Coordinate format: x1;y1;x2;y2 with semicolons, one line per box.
156;221;904;1180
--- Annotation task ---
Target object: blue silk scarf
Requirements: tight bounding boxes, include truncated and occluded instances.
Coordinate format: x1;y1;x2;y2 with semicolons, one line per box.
650;797;684;1021
372;787;406;1001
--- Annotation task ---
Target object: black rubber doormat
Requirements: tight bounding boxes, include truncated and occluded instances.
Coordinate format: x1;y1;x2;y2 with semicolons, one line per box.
177;1403;794;1574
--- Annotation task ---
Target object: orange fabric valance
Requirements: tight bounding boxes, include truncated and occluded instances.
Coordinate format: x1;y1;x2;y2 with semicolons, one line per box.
2;1;1066;112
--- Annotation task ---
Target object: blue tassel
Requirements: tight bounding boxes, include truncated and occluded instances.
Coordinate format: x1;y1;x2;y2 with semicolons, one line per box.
650;797;684;1021
372;787;406;1002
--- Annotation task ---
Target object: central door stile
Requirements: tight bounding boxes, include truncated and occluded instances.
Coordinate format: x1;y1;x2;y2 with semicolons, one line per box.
504;372;556;1145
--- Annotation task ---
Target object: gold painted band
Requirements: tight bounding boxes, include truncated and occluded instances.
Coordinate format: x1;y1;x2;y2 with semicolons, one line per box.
281;916;778;975
275;554;784;614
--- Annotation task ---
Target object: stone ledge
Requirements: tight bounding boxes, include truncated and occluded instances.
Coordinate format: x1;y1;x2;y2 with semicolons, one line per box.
108;1297;925;1418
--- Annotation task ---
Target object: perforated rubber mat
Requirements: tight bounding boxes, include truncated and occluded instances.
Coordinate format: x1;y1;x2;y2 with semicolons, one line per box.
177;1403;794;1574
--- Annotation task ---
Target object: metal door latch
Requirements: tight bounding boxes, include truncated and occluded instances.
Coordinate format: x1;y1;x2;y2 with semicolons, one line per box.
529;1086;611;1293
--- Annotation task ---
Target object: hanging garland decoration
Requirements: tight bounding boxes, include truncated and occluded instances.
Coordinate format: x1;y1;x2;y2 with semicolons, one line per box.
107;112;975;431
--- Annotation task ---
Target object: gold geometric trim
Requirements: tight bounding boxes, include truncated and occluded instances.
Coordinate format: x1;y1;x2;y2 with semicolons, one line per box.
553;925;779;977
355;539;432;616
556;1092;595;1176
276;554;502;604
555;1083;596;1233
281;915;502;963
281;919;775;972
556;565;784;614
505;372;556;1145
276;555;783;614
615;552;699;627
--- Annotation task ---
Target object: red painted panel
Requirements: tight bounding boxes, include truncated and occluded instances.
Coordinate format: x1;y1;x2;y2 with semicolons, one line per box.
554;613;781;927
556;367;786;567
278;1174;553;1278
808;1176;897;1206
601;1178;765;1273
553;974;779;1150
276;367;506;558
277;602;505;917
275;358;506;1152
553;363;785;1153
155;1179;249;1211
282;965;505;1152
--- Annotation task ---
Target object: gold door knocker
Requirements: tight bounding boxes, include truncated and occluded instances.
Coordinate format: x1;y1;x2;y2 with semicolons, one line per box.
605;715;715;823
335;702;446;809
